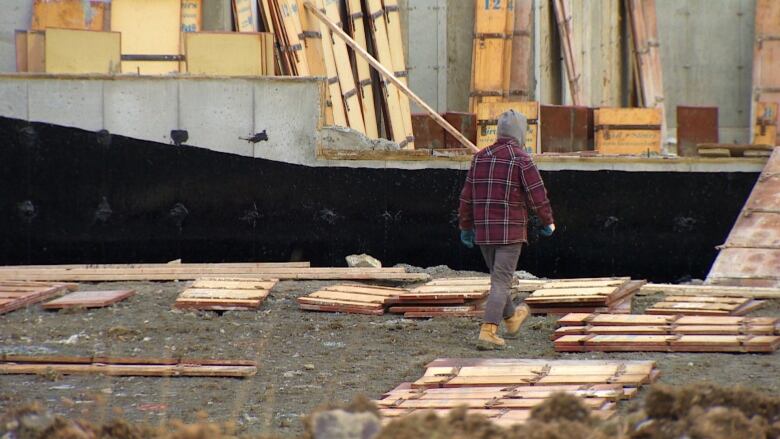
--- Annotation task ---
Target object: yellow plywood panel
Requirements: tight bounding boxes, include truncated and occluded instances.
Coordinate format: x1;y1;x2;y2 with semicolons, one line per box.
384;0;414;148
111;0;181;75
32;0;107;31
181;0;202;32
754;102;778;146
185;32;269;76
476;101;539;153
44;28;121;74
594;108;662;155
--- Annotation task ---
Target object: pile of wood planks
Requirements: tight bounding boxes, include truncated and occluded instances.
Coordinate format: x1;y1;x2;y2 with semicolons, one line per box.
386;277;490;318
524;278;645;315
640;283;780;299
42;290;136;310
554;313;780;353
174;278;277;310
0;355;257;378
646;295;765;316
297;284;408;315
376;358;658;427
0;281;77;315
0;263;429;283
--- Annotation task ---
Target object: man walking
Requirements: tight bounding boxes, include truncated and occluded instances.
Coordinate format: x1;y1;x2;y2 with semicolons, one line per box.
458;110;555;350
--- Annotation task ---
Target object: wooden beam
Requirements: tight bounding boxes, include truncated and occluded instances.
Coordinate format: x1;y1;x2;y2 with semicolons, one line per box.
552;0;583;105
303;1;478;153
639;283;780;299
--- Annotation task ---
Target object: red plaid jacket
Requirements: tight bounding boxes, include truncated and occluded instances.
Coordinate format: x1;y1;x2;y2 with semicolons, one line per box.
459;138;554;244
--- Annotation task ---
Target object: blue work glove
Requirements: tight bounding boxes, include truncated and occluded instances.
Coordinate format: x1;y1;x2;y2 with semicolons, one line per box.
540;224;556;237
460;229;475;248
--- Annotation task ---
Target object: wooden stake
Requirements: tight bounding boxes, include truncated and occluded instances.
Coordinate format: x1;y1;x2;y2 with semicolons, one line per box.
303;1;478;152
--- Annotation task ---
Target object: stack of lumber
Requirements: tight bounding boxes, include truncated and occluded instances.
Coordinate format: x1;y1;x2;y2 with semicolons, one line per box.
376;358;659;427
387;277;490;318
297;284;408;315
174;278;277;310
524;278;645;315
0;281;77;315
554;313;780;353
42;290;136;310
646;295;765;316
697;143;774;158
640;283;780;299
0;263;429;283
0;355;256;378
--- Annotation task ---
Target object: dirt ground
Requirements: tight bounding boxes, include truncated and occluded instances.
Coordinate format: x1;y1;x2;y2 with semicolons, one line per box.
1;268;779;437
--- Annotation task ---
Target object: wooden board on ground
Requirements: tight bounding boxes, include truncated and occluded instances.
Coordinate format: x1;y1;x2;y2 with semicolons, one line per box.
645;295;764;316
0;281;73;315
42;290;135;310
32;0;108;31
297;284;407;315
184;32;271;76
525;279;643;314
0;356;256;377
640;283;780;299
44;28;121;74
111;0;181;74
476;101;539;153
594;108;662;155
555;334;780;353
174;277;277;310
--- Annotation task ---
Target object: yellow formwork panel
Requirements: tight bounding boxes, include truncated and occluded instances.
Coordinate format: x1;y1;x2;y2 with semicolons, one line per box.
111;0;181;75
44;28;121;74
185;32;271;76
476;101;539;153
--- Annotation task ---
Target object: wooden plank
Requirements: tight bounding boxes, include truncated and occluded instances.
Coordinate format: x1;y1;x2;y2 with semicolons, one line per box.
44;28;121;74
278;0;310;75
0;285;67;315
308;0;347;126
234;0;258;31
178;288;271;299
308;290;389;304
594;108;662;154
552;0;583;105
640;283;780;299
469;0;510;110
296;296;383;309
508;0;533;100
298;302;385;315
42;290;135;309
0;363;256;377
659;296;749;304
111;0;181;74
345;0;379;138
185;32;269;76
32;0;107;31
364;0;407;145
323;0;365;133
626;0;665;137
190;279;277;290
383;0;414;148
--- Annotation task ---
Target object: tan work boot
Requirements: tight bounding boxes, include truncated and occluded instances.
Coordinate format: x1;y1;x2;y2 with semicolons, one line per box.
477;323;506;350
503;304;530;339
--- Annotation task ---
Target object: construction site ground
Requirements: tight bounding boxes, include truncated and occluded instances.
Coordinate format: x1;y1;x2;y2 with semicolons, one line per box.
1;268;779;437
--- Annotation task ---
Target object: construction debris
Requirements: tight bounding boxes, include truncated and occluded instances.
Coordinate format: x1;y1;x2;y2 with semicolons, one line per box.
645;295;765;316
174;278;277;311
376;358;658;427
524;278;645;315
0;281;77;315
42;290;136;310
0;263;429;282
0;355;257;378
554;313;780;353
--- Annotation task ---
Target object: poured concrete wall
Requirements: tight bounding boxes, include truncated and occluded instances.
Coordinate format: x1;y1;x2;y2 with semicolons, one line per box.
0;75;323;165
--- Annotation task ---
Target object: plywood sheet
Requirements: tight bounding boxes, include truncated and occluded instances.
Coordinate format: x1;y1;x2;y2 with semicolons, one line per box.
44;28;121;74
15;31;28;72
677;106;718;156
234;0;258;32
594;108;662;154
185;32;268;76
181;0;202;32
27;31;46;73
32;0;107;31
42;290;135;309
111;0;181;74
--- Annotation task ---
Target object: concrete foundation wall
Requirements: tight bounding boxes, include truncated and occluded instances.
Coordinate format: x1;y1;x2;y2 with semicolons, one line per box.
0;75;323;165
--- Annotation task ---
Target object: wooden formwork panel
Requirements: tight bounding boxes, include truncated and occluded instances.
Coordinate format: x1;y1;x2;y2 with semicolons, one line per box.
476;101;538;152
594;108;662;154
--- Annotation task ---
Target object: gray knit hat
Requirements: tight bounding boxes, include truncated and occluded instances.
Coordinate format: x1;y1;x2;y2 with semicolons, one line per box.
496;109;527;145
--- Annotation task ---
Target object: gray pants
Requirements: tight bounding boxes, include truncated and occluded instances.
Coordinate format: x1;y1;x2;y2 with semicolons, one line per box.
480;243;523;325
